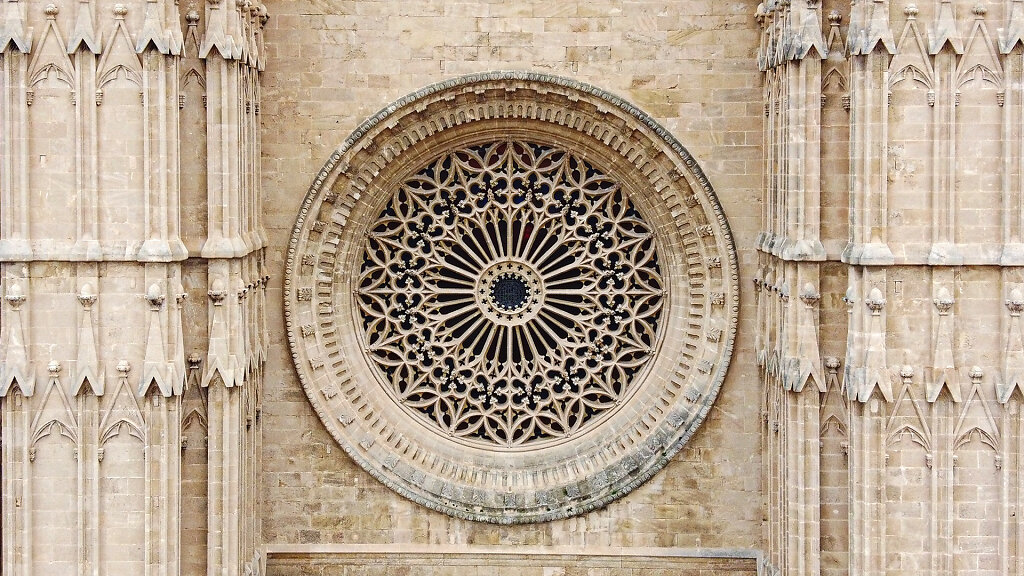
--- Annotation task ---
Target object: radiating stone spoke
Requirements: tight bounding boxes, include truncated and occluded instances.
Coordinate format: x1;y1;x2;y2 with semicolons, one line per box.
357;140;664;446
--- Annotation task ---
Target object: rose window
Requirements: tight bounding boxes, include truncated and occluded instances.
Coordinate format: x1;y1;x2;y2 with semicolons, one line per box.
287;72;737;523
357;141;664;447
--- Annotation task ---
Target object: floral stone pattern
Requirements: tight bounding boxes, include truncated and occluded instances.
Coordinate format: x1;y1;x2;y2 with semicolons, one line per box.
285;71;738;523
357;140;664;447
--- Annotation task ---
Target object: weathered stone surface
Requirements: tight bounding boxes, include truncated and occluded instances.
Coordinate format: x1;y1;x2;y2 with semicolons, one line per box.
3;0;1021;575
257;0;762;566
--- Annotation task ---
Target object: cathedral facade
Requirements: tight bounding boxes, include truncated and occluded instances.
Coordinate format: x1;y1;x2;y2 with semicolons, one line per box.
1;0;1022;574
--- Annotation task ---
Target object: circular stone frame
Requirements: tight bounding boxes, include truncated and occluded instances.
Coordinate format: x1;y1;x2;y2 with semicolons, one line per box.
476;260;545;326
285;71;739;524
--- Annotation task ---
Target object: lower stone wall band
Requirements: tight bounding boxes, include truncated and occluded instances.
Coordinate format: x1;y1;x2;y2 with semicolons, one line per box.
265;545;761;576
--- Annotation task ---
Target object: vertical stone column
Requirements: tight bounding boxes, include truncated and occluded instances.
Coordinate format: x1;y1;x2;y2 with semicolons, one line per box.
759;1;1024;574
0;0;32;262
843;0;896;545
0;2;267;575
927;0;961;264
756;2;829;575
196;1;267;574
844;0;894;266
1003;1;1024;265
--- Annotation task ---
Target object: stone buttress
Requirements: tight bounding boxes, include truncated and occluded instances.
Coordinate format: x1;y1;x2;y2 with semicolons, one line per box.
0;1;267;574
758;1;1024;574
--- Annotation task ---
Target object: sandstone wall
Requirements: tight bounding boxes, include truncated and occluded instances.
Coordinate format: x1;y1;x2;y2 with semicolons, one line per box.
6;0;1024;574
258;0;765;570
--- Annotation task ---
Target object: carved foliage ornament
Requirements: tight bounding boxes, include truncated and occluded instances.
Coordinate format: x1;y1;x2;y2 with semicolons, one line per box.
285;72;739;523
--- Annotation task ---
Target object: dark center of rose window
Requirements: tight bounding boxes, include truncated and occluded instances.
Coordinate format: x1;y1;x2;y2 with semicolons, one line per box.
492;273;530;311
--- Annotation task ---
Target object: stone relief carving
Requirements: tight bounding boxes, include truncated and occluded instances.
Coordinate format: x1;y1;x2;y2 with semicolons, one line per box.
356;140;665;447
285;71;739;523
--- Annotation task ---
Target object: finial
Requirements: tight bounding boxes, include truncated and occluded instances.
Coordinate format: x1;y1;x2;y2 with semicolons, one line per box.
209;279;227;305
824;357;841;372
904;4;918;17
842;287;856;307
146;283;166;309
113;4;128;18
78;283;97;308
933;287;954;316
1008;288;1024;317
4;283;25;309
865;287;886;315
799;283;821;306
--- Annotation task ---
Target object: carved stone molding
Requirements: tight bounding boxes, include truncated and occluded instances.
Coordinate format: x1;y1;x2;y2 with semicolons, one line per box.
285;71;739;523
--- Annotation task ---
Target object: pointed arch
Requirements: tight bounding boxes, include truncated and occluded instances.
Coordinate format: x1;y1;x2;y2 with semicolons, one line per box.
956;17;1003;90
822;67;848;93
957;63;1002;89
181;67;206;91
885;382;932;443
97;64;142;91
27;62;74;91
953;426;999;452
888;64;932;89
886;424;930;450
98;377;146;443
100;419;145;446
953;384;1000;447
820;414;846;437
181;408;208;433
29;419;78;448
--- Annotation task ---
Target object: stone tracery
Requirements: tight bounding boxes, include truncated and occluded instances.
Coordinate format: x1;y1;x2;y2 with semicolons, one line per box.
285;71;738;523
356;140;664;446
